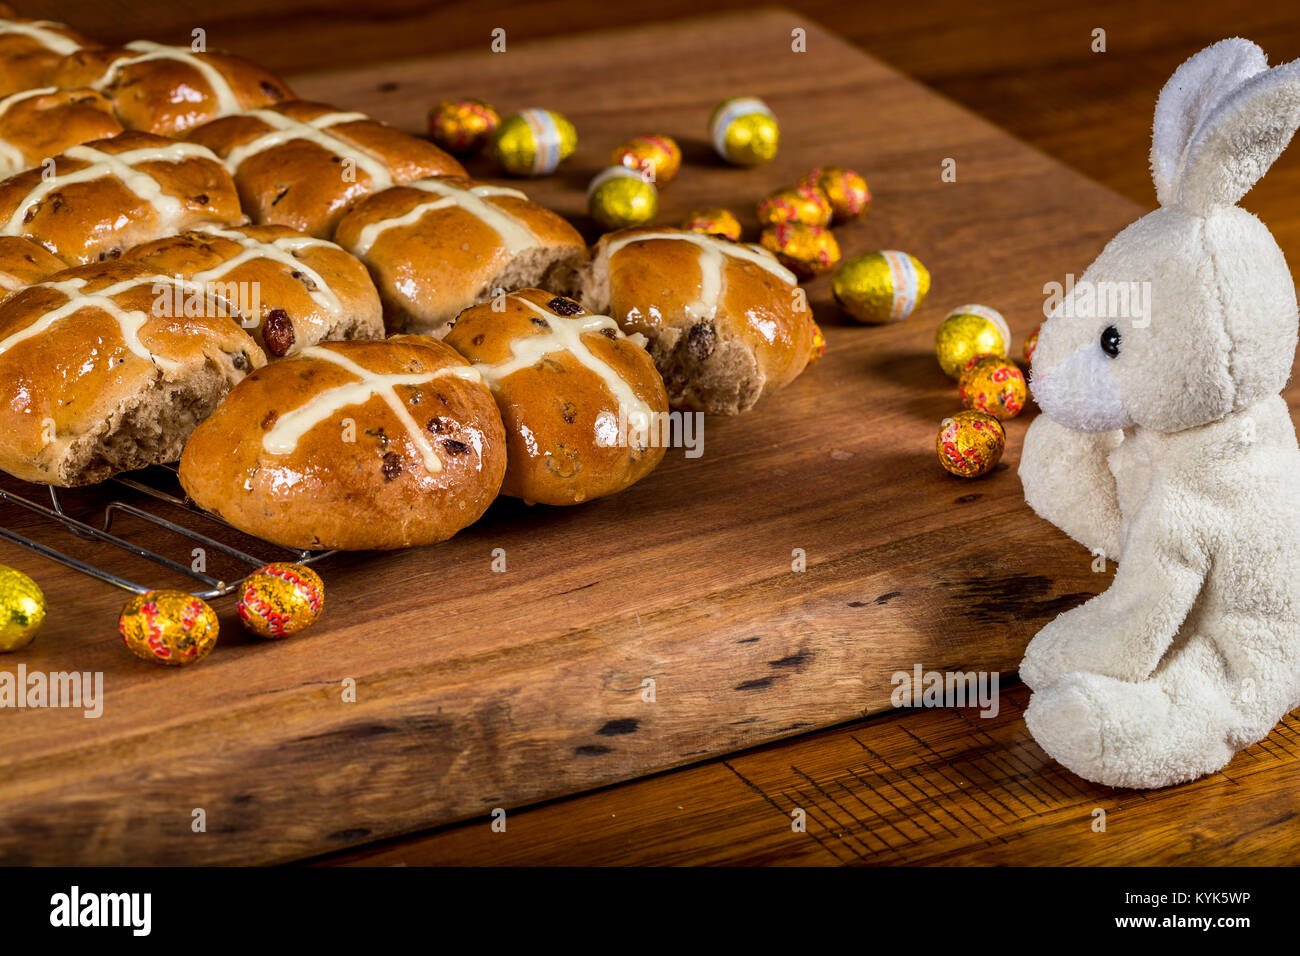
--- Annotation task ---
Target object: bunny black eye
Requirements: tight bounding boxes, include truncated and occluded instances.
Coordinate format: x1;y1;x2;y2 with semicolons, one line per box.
1100;325;1121;358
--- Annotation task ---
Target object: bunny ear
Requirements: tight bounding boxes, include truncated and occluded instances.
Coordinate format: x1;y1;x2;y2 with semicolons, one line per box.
1152;40;1300;211
1177;58;1300;210
1151;38;1268;206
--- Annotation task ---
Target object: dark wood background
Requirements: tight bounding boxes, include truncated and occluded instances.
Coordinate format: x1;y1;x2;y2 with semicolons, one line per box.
15;0;1300;865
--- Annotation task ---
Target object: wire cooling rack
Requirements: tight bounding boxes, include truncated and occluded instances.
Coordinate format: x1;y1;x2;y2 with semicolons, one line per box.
0;464;332;599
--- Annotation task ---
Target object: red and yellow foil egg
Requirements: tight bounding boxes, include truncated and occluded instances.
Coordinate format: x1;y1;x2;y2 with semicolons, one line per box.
760;223;840;278
427;98;500;156
611;134;681;185
958;354;1027;420
936;411;1006;478
237;563;325;639
119;590;219;666
800;166;870;223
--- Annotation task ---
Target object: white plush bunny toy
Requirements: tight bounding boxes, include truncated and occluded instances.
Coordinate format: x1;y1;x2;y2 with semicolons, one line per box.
1020;38;1300;788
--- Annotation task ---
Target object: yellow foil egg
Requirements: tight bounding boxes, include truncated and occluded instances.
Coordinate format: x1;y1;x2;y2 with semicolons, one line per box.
760;223;840;279
710;96;779;166
757;183;833;228
682;207;742;241
937;411;1006;478
588;166;659;230
935;304;1011;378
611;134;681;185
237;562;325;639
800;166;871;222
831;250;930;324
491;108;577;177
1024;324;1041;364
119;590;219;666
959;354;1027;419
427;98;500;156
0;565;45;652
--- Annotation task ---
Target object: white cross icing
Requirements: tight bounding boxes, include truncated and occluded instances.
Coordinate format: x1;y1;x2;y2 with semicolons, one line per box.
349;178;536;258
261;346;482;474
604;230;796;322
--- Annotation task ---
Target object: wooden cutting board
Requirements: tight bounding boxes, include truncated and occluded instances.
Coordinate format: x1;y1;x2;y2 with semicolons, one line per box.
0;9;1148;864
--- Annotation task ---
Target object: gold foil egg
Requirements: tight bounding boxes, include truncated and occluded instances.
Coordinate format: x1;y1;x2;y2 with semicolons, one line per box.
119;590;219;666
937;411;1006;478
491;108;577;177
710;96;779;166
800;166;870;222
427;98;500;156
832;250;930;324
683;207;742;241
757;183;833;228
611;134;681;185
237;563;325;639
588;166;659;230
1024;324;1041;363
959;354;1027;419
935;304;1011;378
760;223;840;278
0;565;45;652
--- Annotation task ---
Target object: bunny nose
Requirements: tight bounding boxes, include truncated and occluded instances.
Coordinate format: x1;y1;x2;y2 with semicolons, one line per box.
1030;341;1133;431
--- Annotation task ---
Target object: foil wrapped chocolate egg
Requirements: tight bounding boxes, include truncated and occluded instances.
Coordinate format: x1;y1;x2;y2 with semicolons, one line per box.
935;304;1011;378
758;183;832;228
710;96;779;166
237;563;325;639
760;223;840;279
800;166;870;222
1024;324;1041;363
937;411;1006;478
611;134;681;185
490;108;577;177
959;354;1027;419
588;166;659;230
808;321;826;365
427;98;500;156
0;565;45;653
831;250;930;324
682;207;742;241
119;590;219;666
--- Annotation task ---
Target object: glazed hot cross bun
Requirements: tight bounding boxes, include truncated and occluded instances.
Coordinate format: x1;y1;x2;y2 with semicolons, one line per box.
0;16;95;96
50;40;292;137
334;176;588;337
0;86;122;177
0;130;244;264
120;225;383;358
186;100;466;237
0;259;266;486
0;234;66;299
444;289;668;506
581;227;815;415
179;337;506;550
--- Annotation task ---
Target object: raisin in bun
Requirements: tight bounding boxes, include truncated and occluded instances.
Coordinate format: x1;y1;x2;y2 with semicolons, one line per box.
0;87;123;177
334;177;588;337
581;227;815;415
0;235;66;299
0;259;266;486
120;225;383;358
186;100;466;237
445;289;668;506
0;17;95;95
0;130;243;264
179;337;506;550
50;41;292;137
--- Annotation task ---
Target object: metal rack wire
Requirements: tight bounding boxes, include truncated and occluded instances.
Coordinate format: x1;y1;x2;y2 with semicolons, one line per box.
0;464;332;599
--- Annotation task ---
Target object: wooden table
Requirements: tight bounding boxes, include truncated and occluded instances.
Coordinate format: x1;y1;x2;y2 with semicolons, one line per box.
7;0;1300;866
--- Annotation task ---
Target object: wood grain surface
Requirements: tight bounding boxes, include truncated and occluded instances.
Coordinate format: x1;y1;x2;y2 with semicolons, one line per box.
0;9;1142;865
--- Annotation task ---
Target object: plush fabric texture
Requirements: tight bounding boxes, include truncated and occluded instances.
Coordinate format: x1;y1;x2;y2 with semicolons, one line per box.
1019;39;1300;788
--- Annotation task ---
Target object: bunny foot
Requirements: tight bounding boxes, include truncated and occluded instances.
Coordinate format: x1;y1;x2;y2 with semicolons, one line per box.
1020;602;1152;691
1024;667;1239;789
